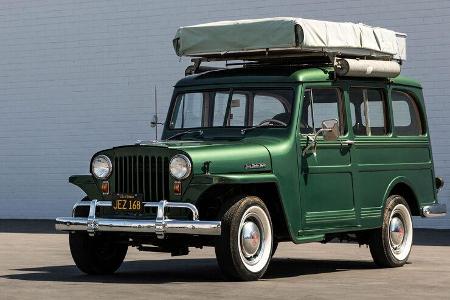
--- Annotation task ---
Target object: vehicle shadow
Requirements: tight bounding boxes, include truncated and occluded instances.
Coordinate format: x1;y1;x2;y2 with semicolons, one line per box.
1;257;376;283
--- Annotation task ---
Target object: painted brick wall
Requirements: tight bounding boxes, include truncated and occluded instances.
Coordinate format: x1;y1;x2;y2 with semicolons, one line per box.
0;0;448;228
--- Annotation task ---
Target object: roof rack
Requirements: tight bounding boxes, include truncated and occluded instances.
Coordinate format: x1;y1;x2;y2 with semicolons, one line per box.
185;54;401;79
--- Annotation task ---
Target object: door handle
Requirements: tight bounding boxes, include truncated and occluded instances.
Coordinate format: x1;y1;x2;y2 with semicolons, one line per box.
340;140;355;147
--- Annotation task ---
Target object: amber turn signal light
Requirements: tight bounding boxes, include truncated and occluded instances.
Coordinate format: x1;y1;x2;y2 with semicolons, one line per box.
173;181;182;195
101;181;109;194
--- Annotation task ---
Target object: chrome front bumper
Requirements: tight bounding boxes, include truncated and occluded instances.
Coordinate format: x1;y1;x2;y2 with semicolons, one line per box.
55;200;221;239
422;203;447;217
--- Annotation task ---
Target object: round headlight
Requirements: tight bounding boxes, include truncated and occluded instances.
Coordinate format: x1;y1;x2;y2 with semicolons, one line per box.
169;154;191;180
91;155;112;179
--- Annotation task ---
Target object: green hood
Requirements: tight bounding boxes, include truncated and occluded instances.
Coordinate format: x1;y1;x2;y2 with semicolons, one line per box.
135;140;272;175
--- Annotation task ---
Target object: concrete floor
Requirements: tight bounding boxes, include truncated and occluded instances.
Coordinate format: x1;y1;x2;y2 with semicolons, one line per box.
0;233;449;299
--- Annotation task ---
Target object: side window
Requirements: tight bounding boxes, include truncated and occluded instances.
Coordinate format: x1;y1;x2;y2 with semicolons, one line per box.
172;92;204;129
212;92;230;126
212;91;248;127
253;92;289;125
349;88;387;136
227;92;248;126
391;90;423;136
300;88;345;135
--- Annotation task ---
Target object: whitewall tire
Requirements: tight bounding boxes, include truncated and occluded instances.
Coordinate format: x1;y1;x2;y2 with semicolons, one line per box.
369;195;413;267
215;196;273;281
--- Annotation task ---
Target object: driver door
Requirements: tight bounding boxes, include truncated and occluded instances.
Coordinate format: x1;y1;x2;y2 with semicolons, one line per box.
297;85;358;231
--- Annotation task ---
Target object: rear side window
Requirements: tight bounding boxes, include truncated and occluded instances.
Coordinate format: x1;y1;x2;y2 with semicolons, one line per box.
349;88;387;136
391;90;423;136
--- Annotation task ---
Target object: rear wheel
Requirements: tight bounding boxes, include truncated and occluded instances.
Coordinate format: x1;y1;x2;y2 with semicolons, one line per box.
215;196;273;281
369;195;413;267
69;232;128;275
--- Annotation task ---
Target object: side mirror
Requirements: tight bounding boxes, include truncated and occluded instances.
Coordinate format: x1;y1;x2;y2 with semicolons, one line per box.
321;119;339;141
302;118;340;156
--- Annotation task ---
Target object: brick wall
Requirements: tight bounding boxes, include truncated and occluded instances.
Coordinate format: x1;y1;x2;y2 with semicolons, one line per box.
0;0;448;228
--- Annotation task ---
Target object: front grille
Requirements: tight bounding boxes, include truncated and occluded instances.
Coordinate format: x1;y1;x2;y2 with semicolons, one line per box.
114;155;170;201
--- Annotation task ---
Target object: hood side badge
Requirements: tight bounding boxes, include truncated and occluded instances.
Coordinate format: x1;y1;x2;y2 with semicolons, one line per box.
244;163;266;170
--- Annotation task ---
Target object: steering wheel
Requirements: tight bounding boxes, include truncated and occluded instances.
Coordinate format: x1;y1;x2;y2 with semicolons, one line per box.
258;119;288;127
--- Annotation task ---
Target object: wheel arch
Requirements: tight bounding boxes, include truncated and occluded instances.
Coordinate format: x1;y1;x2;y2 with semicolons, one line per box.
195;182;291;241
383;177;421;216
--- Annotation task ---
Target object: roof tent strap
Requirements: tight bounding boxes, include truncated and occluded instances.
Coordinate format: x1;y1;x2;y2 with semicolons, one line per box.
363;89;371;136
173;37;181;56
295;24;304;47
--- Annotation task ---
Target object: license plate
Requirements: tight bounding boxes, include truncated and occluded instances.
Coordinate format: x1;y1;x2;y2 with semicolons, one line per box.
112;195;143;213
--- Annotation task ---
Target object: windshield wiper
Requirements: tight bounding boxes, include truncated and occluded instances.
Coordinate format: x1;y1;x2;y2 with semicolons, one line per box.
240;124;270;135
241;119;287;135
165;129;204;140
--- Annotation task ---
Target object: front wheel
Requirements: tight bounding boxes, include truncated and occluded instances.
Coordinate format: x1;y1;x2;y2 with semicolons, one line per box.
215;196;273;281
69;232;128;275
369;195;413;267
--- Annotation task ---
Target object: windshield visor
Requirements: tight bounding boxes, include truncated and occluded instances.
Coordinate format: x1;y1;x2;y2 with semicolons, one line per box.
169;89;294;130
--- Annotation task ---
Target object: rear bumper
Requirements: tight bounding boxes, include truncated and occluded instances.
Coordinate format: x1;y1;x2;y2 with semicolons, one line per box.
55;200;221;239
422;203;447;218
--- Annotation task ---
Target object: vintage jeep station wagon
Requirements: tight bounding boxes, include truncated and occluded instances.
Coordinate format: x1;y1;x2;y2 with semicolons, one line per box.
56;18;446;280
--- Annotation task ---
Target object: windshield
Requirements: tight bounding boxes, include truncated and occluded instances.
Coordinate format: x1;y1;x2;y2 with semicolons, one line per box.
169;89;294;130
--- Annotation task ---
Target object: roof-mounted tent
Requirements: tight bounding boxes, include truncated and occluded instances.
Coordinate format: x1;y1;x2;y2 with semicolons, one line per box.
173;17;407;78
173;17;406;61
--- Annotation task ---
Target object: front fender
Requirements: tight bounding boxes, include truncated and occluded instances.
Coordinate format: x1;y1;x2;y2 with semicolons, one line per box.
184;173;280;205
183;173;298;241
69;175;102;200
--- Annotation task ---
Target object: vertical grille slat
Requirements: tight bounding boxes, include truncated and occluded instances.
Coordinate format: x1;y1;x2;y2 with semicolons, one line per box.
145;156;150;201
161;158;165;199
127;156;132;194
132;156;137;194
114;153;170;202
138;156;144;195
148;156;152;201
114;157;119;192
120;157;124;194
151;156;156;200
157;157;163;200
123;156;127;193
164;157;169;199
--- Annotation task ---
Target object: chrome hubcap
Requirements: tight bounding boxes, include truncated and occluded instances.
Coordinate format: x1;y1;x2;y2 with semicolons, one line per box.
389;216;405;248
237;204;272;273
241;221;261;257
388;203;413;261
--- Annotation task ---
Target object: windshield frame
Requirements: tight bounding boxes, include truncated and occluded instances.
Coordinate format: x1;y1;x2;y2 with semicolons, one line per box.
166;87;296;132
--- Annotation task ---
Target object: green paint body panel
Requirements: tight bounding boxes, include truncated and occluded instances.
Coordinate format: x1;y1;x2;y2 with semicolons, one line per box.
71;66;438;244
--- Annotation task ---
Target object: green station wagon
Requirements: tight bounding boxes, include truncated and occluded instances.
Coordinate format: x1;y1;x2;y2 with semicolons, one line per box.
56;18;447;281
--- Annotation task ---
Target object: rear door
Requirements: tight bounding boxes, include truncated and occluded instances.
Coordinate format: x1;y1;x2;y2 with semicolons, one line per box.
349;84;433;228
297;83;358;231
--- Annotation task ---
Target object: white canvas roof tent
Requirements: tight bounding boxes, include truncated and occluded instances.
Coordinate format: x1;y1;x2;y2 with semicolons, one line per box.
173;17;407;78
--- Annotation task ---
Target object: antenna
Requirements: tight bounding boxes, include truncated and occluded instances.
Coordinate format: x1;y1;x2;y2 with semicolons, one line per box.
150;85;163;138
154;86;158;140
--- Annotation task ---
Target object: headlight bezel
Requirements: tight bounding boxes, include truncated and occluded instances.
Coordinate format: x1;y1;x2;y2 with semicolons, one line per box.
91;154;113;180
169;154;192;180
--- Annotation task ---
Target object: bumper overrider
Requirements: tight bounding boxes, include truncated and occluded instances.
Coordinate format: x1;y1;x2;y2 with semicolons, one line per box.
55;200;221;239
422;203;447;217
